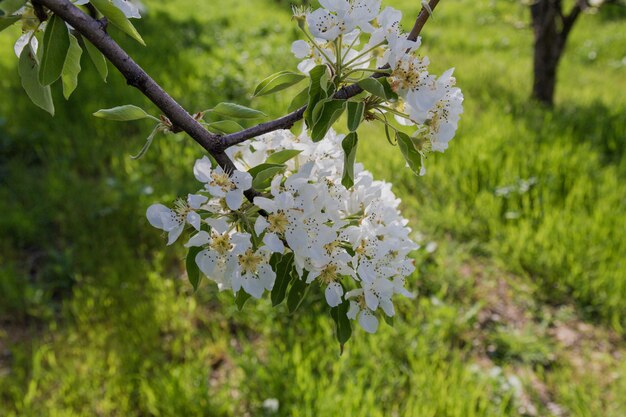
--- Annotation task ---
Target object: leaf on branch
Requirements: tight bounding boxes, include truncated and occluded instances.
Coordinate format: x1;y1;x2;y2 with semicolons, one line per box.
83;39;108;82
270;252;295;307
248;163;287;190
341;132;358;189
186;246;203;292
0;0;26;16
304;64;330;128
288;86;309;113
358;78;397;101
93;105;151;121
210;102;266;120
130;126;159;160
206;120;244;134
235;290;252;310
254;70;306;97
265;149;302;165
311;99;346;142
39;14;70;86
396;131;424;175
346;101;364;132
0;15;19;32
61;33;83;99
90;0;146;46
19;45;54;116
287;273;309;314
330;299;352;353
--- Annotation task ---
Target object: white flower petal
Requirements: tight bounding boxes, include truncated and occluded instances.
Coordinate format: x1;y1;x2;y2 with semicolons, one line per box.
358;310;379;333
225;190;244;210
325;282;344;307
263;233;285;254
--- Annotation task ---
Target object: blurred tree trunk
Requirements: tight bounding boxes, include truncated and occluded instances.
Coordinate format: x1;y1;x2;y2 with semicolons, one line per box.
530;0;585;105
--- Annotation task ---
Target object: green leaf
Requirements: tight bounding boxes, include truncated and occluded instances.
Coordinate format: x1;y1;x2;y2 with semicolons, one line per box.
288;86;309;113
235;291;252;310
90;0;146;46
206;120;244;134
358;78;396;100
61;33;82;99
330;300;352;352
341;132;358;189
0;0;26;15
39;14;70;86
130;126;159;159
254;70;306;97
93;105;150;121
383;314;394;327
186;246;202;292
19;45;54;116
249;164;286;190
346;101;364;132
304;65;329;128
84;39;108;82
311;99;346;142
0;16;19;32
270;253;295;307
211;102;266;119
265;149;302;165
287;273;309;314
396;131;423;175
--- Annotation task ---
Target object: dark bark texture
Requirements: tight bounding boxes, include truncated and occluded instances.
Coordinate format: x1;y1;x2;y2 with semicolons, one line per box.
530;0;584;105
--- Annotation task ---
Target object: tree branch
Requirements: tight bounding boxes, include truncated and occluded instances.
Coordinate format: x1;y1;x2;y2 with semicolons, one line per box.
218;0;442;149
561;0;585;39
38;0;259;199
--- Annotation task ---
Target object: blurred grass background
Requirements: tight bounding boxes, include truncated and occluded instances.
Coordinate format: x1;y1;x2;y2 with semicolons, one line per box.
0;0;625;416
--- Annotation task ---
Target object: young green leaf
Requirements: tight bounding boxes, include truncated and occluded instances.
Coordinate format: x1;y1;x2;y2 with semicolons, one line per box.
265;149;302;165
0;16;19;32
84;39;108;82
270;253;295;307
311;99;346;142
130;126;159;160
235;291;252;310
186;246;203;292
93;105;150;121
396;131;423;175
346;101;364;132
251;164;287;190
206;120;244;134
288;86;309;113
304;65;329;127
90;0;146;46
19;45;54;116
287;274;309;314
254;70;306;97
330;300;352;352
341;132;358;189
61;33;82;99
39;14;70;86
210;102;266;119
358;78;396;101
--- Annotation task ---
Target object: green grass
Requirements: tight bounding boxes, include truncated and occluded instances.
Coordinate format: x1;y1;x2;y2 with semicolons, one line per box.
1;0;625;416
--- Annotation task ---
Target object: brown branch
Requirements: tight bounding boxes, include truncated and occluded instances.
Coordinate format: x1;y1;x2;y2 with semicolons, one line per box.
219;0;442;149
38;0;258;199
561;0;585;39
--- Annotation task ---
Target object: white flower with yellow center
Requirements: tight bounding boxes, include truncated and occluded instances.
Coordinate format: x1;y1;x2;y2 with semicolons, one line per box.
230;246;275;299
193;156;252;210
146;193;207;245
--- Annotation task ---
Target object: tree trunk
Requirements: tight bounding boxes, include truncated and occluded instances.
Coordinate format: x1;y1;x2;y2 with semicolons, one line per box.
530;0;566;106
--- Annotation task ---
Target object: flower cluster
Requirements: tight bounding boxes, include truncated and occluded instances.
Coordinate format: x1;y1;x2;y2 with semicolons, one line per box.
293;0;464;173
148;129;419;333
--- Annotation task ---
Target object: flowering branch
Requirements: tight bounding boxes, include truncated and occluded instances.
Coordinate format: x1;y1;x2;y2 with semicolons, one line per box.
37;0;243;179
218;0;441;150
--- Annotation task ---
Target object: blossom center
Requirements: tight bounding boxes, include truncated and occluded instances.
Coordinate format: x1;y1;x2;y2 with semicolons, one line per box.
210;233;233;255
238;249;263;275
268;212;289;234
